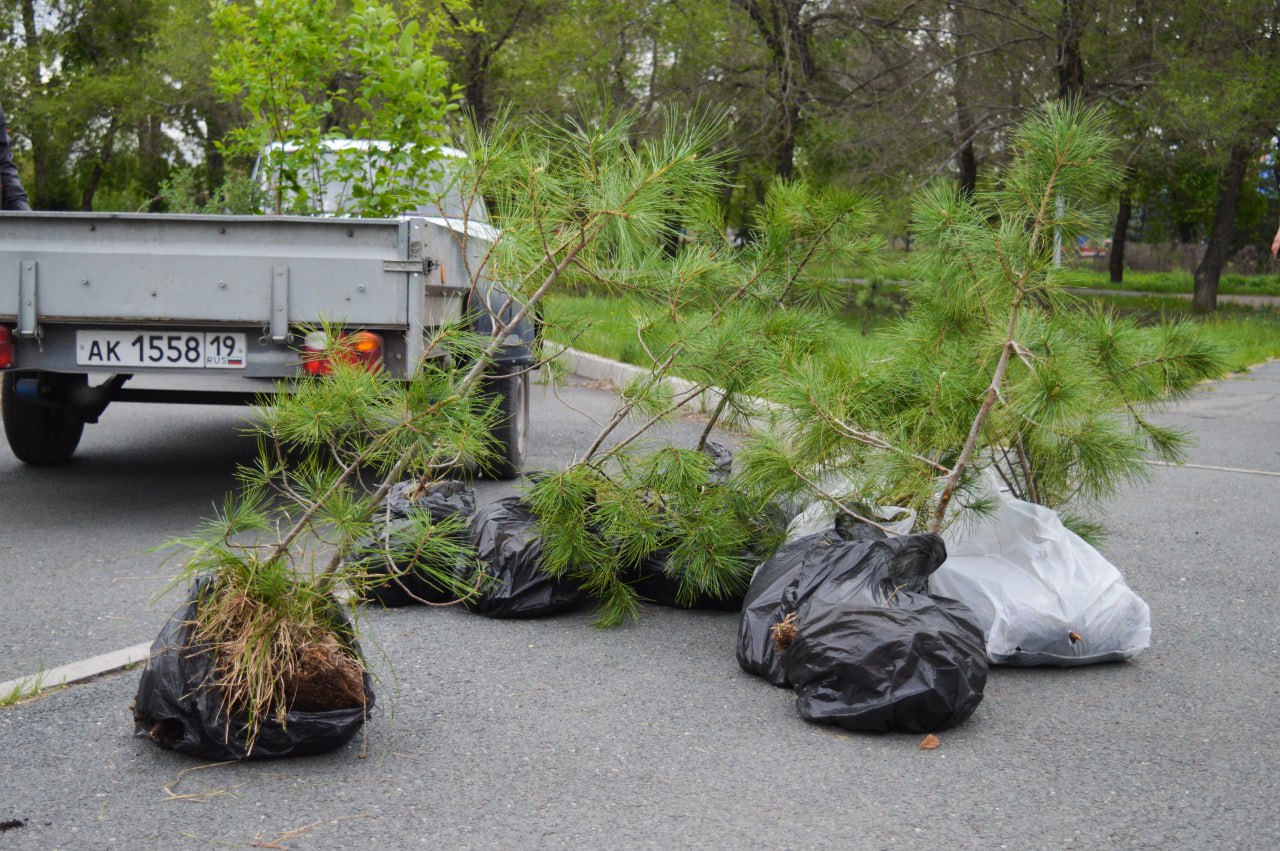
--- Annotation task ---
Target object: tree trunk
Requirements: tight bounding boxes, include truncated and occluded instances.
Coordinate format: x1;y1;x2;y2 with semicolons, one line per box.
956;101;978;195
19;0;53;208
730;0;814;181
80;118;119;212
202;110;230;192
775;103;799;181
80;163;104;212
950;2;977;194
1109;186;1131;284
1193;143;1252;312
464;55;490;128
1176;219;1194;245
1056;0;1086;99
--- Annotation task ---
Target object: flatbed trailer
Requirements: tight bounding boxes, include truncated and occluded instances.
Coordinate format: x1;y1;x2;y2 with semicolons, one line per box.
0;210;534;475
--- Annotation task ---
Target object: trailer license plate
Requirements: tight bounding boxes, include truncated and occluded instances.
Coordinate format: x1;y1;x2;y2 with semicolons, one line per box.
76;331;248;369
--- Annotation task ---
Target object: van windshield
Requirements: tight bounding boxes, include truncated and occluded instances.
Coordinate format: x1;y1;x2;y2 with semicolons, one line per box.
255;144;486;222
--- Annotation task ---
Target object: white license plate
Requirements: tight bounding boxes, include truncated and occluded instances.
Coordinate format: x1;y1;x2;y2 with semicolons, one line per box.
76;330;248;369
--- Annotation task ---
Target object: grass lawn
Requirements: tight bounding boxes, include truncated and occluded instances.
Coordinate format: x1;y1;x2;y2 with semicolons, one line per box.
846;251;1280;297
544;288;1280;377
1055;268;1280;297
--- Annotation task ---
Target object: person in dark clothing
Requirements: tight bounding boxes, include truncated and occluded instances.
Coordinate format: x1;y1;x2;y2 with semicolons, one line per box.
1;100;32;211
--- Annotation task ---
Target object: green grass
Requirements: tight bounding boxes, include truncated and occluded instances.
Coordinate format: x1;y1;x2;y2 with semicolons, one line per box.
837;248;1280;297
0;671;47;707
1199;311;1280;372
1056;268;1280;297
1059;293;1280;372
543;294;674;366
544;290;1280;375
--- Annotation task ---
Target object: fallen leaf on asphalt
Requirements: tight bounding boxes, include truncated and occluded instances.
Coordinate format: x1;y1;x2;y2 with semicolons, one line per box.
919;734;940;750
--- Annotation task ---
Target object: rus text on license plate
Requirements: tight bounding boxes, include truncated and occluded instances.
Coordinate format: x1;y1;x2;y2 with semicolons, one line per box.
76;330;248;369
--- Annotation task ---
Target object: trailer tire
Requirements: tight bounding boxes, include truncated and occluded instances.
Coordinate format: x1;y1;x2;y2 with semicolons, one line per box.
481;370;529;480
2;372;87;465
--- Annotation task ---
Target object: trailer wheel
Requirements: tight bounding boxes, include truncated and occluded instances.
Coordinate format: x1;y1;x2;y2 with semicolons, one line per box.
481;370;529;480
2;372;87;465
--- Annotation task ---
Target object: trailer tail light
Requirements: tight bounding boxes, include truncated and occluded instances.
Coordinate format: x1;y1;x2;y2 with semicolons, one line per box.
348;331;384;369
301;330;384;376
0;327;12;369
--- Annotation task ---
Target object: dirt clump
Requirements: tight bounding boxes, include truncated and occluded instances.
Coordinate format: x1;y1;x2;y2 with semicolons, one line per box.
286;635;367;712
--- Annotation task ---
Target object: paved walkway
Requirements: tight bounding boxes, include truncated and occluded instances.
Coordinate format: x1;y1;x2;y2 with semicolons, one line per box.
1065;287;1280;308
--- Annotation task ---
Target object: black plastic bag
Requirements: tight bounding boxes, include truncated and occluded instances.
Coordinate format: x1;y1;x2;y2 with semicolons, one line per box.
736;530;880;687
466;496;589;618
701;440;733;484
355;480;476;607
780;534;988;733
624;548;748;612
384;478;475;521
133;577;374;760
622;441;783;612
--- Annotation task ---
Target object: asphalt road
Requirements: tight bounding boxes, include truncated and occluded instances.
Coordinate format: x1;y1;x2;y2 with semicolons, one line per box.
0;374;666;681
1;364;1278;849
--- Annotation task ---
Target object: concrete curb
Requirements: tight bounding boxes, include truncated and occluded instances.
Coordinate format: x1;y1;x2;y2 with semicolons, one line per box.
551;345;715;409
550;344;780;428
0;641;152;702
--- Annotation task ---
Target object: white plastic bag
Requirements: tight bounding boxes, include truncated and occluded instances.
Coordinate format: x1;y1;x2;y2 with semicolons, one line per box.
934;490;1151;666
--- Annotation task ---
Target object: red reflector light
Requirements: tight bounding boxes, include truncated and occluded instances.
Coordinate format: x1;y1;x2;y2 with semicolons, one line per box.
300;330;383;376
0;327;13;369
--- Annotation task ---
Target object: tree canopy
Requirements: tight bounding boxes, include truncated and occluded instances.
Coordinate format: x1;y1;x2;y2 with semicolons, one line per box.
2;0;1277;297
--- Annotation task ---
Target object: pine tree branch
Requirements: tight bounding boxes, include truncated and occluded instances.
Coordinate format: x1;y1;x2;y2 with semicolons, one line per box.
585;380;708;461
696;390;734;451
266;431;394;565
575;191;872;476
316;449;413;585
805;392;951;475
928;333;1017;533
927;136;1068;531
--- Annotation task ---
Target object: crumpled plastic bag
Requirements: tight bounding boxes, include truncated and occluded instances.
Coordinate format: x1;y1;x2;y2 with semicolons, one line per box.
621;441;780;612
466;496;589;618
780;533;988;733
132;577;374;760
739;528;987;733
737;530;864;687
354;480;476;607
933;490;1151;666
383;478;475;521
625;547;749;611
700;440;734;484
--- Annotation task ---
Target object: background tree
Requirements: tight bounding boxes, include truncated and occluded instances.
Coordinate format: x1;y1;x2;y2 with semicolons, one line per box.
438;0;548;128
213;0;460;217
5;0;1280;281
1156;2;1279;309
2;0;83;208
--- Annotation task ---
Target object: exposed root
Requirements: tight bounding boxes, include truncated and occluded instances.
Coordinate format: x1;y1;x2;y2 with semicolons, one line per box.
771;612;799;652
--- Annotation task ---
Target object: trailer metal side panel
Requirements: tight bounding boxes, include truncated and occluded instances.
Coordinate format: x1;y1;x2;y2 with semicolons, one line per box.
0;212;439;330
